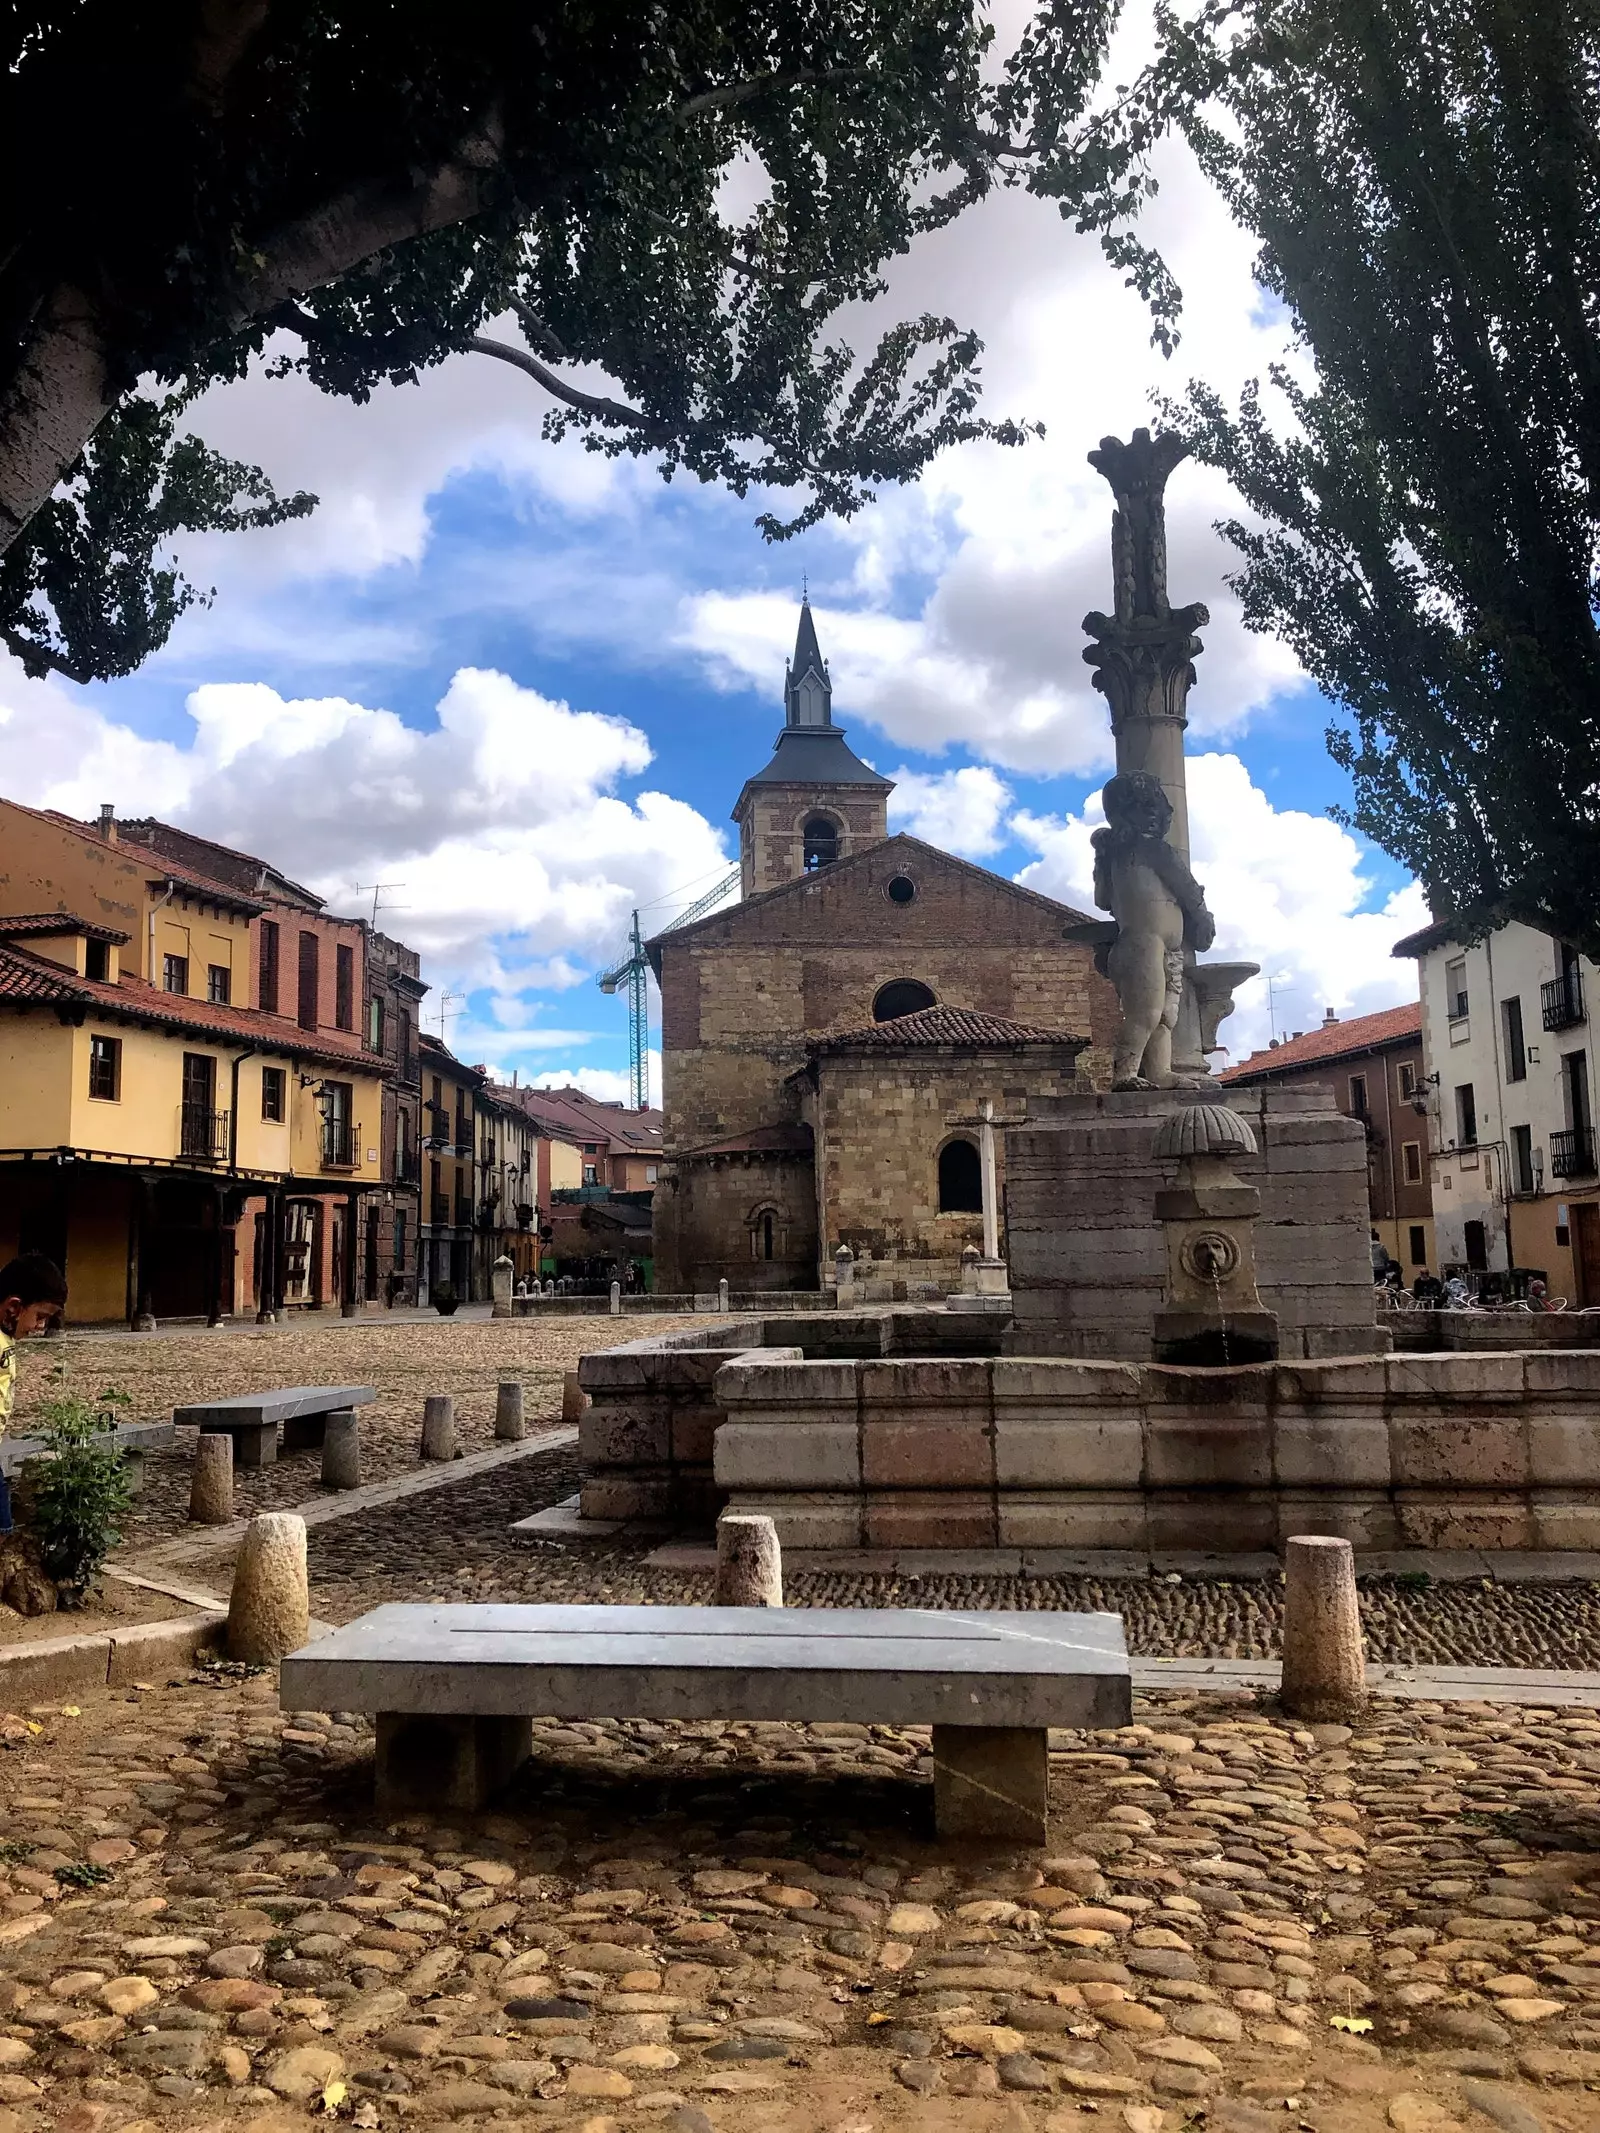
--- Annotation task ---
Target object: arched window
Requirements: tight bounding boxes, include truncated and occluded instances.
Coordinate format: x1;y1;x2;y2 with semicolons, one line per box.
748;1203;783;1260
761;1211;775;1259
802;815;840;870
938;1137;983;1213
872;978;937;1022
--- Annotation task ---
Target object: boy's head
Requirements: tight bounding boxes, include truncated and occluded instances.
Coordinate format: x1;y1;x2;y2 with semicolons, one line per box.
0;1255;67;1338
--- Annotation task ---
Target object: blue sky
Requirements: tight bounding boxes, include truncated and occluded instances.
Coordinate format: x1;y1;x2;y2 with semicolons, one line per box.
0;135;1424;1099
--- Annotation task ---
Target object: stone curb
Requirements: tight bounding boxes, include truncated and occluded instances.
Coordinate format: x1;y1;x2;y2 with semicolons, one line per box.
1133;1654;1600;1707
0;1612;224;1701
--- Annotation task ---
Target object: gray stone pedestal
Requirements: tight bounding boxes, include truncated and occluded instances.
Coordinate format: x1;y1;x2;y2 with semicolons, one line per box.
931;1725;1049;1844
321;1411;361;1490
374;1711;533;1813
1006;1085;1383;1362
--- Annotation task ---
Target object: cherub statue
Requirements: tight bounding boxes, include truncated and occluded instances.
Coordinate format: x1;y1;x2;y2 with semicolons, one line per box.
1091;771;1216;1090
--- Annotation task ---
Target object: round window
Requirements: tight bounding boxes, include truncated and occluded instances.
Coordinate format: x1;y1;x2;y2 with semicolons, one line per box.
886;874;917;905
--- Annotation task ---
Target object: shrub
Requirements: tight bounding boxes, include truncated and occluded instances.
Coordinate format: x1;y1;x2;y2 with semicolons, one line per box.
27;1377;133;1606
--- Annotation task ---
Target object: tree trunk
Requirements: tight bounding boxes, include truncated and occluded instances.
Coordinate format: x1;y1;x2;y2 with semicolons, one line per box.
0;286;118;559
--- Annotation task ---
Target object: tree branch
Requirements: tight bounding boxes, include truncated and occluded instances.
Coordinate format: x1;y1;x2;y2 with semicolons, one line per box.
467;335;664;434
673;68;852;123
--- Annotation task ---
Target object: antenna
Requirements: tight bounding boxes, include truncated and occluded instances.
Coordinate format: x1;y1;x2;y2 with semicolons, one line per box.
353;881;405;928
436;988;464;1039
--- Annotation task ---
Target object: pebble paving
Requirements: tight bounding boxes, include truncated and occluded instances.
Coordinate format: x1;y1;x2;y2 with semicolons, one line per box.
0;1674;1593;2131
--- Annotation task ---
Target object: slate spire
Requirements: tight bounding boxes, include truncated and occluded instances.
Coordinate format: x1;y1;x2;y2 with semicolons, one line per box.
783;598;832;728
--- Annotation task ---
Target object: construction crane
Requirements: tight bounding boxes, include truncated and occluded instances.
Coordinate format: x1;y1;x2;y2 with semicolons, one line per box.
596;868;740;1111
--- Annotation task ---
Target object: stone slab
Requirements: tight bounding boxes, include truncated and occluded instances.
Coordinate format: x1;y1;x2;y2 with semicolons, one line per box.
175;1385;376;1427
0;1418;173;1477
281;1602;1133;1732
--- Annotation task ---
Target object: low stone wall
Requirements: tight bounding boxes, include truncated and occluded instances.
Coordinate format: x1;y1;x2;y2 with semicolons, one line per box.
712;1349;1600;1553
1385;1307;1600;1352
575;1307;1010;1521
513;1290;836;1319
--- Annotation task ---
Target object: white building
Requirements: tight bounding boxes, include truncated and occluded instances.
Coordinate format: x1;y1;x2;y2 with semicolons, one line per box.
1394;912;1599;1297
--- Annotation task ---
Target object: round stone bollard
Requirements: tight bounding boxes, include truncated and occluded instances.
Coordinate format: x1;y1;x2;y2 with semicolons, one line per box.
420;1394;457;1462
322;1411;361;1490
717;1277;729;1314
227;1512;309;1663
609;1280;622;1315
188;1433;234;1525
495;1381;526;1441
1280;1534;1366;1720
715;1512;783;1608
561;1371;588;1425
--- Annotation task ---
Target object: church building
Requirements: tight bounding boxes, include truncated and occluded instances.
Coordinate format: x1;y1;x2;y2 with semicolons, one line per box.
648;602;1118;1295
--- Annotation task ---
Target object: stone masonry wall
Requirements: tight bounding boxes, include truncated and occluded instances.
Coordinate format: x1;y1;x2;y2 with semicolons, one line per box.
1007;1085;1380;1362
653;1147;818;1296
812;1044;1084;1280
713;1348;1600;1553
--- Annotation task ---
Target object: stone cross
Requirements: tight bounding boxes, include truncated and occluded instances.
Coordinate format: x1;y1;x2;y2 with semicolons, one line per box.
979;1099;1000;1263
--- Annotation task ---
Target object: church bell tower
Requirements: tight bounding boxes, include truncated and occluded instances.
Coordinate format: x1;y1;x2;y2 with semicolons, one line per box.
731;599;893;896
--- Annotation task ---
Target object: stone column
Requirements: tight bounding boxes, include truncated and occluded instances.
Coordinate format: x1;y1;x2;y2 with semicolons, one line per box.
491;1254;514;1318
495;1382;526;1441
979;1099;1000;1263
609;1280;621;1315
421;1395;457;1461
717;1277;729;1314
188;1434;233;1524
227;1513;309;1663
833;1244;855;1307
321;1410;361;1489
715;1513;782;1606
256;1187;277;1324
1281;1534;1366;1720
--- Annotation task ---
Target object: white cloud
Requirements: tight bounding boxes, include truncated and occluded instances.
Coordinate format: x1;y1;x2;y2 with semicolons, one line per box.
0;655;727;1077
888;764;1013;857
532;1051;662;1109
1012;752;1428;1062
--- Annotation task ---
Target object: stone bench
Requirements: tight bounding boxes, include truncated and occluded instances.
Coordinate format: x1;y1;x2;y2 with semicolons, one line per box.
280;1601;1131;1840
0;1419;173;1487
173;1386;375;1468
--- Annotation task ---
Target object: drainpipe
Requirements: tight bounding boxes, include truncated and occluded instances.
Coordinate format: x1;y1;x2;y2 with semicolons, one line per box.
228;1049;258;1171
148;878;176;983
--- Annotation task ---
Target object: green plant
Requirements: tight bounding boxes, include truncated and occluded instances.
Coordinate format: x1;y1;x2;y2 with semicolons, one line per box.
53;1861;111;1888
0;1841;35;1865
27;1378;133;1606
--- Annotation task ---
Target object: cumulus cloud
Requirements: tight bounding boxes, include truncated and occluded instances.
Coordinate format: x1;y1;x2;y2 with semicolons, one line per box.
0;655;727;1076
531;1052;663;1109
888;764;1013;857
1012;752;1429;1062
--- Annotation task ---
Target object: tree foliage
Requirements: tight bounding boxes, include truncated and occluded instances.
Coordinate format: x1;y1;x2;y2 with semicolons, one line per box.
0;0;1118;682
1048;0;1600;948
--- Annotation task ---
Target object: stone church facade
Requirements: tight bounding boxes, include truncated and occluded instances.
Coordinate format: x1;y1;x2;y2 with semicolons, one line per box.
649;604;1118;1294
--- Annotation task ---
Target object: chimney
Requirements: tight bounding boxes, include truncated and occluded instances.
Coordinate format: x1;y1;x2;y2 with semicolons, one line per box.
1322;1007;1339;1026
97;804;117;843
1290;1031;1303;1041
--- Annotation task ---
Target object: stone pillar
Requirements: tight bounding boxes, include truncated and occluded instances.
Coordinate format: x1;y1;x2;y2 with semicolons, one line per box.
979;1100;1000;1263
610;1280;622;1315
931;1726;1049;1845
256;1187;277;1324
491;1254;514;1319
495;1382;526;1441
321;1410;361;1490
717;1277;729;1315
833;1244;855;1308
959;1244;982;1295
715;1513;783;1607
227;1512;309;1663
421;1394;457;1461
1280;1534;1366;1720
561;1371;588;1425
188;1434;233;1525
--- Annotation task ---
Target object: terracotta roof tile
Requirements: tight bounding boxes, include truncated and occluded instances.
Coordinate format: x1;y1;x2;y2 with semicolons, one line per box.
1220;1001;1422;1081
0;944;374;1068
811;1004;1082;1051
0;912;131;944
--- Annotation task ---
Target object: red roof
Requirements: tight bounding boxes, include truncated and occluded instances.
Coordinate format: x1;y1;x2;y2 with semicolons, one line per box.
1221;1001;1422;1082
505;1084;663;1153
20;805;266;914
811;1004;1083;1051
0;943;375;1069
0;912;130;943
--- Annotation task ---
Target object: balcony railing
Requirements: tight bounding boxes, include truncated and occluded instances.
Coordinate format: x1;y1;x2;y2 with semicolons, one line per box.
433;1194;451;1228
394;1150;421;1185
179;1105;228;1164
1550;1126;1596;1179
1543;971;1586;1031
321;1119;358;1169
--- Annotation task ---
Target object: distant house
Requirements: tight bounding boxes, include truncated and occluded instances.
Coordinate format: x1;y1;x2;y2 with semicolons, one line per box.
494;1085;662;1285
1393;909;1600;1297
1221;1002;1434;1275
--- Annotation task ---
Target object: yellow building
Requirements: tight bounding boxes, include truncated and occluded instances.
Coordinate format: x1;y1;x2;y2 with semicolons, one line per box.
0;799;386;1324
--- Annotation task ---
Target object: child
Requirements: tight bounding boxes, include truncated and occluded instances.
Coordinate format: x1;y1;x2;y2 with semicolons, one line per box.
0;1255;68;1534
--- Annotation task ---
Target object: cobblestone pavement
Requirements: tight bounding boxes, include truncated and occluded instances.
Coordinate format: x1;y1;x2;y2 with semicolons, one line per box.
152;1444;1600;1668
16;1320;709;1550
0;1671;1594;2132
